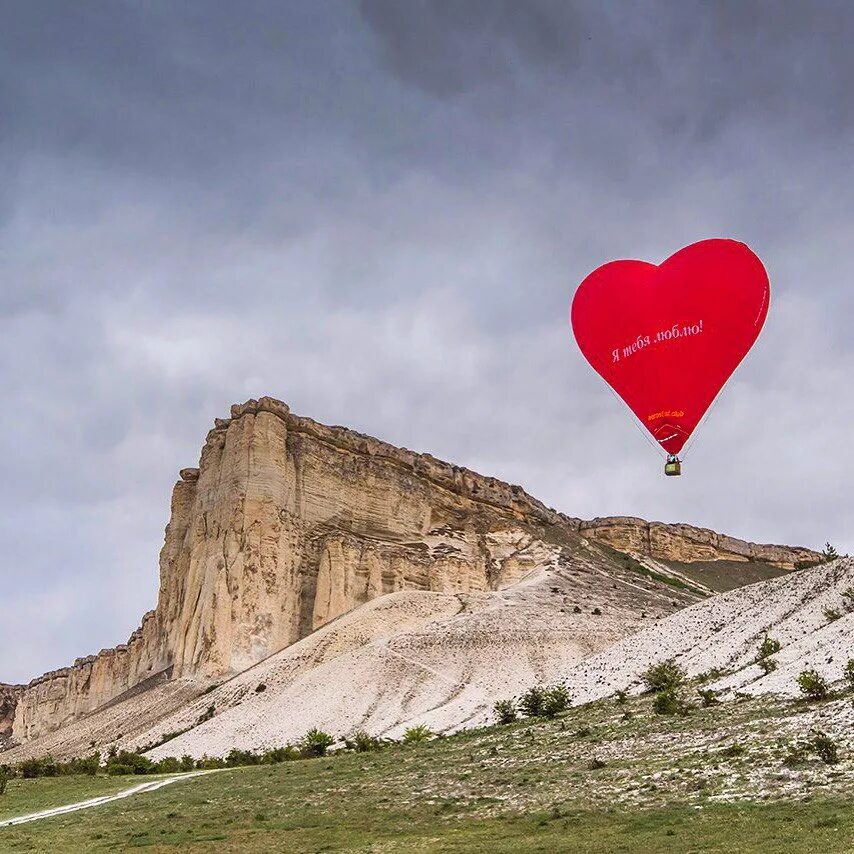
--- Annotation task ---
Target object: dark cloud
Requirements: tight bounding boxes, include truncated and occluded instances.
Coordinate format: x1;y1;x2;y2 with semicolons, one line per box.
1;1;851;682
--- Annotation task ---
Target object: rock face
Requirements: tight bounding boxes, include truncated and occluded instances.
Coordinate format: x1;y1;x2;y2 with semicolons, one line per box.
5;397;820;747
0;684;22;750
577;517;818;570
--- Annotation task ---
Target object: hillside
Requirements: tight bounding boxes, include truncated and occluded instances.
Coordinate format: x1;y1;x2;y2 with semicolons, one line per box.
2;397;818;762
3;684;854;852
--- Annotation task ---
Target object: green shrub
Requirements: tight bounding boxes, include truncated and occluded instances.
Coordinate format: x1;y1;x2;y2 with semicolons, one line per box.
615;690;628;705
823;607;842;623
106;763;134;776
641;659;686;693
697;688;719;707
225;748;261;767
758;658;778;675
844;660;854;691
757;636;781;659
811;731;839;764
842;588;854;611
652;690;690;716
719;743;745;758
195;755;226;770
493;699;517;725
180;755;195;772
796;669;829;701
541;685;571;719
402;724;433;744
262;746;299;763
518;686;547;718
65;754;100;776
255;684;267;693
155;757;181;774
197;705;215;724
0;766;7;795
18;757;58;779
589;757;607;769
300;728;335;757
821;543;840;563
344;731;384;752
105;751;155;776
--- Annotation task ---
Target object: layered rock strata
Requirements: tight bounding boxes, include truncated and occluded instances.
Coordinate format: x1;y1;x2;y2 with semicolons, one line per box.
6;397;820;746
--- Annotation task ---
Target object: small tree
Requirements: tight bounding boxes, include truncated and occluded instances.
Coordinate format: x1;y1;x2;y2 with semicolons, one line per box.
300;728;335;757
641;659;686;693
796;669;829;701
0;766;8;796
518;686;547;718
541;685;571;719
652;690;691;716
811;731;839;764
844;659;854;691
402;724;433;744
757;636;781;660
842;588;854;612
493;699;517;725
758;658;778;675
180;755;195;772
821;543;840;563
344;731;384;752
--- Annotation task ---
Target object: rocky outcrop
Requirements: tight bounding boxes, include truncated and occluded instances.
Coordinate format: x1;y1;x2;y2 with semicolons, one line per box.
6;397;820;747
0;684;22;750
577;517;819;570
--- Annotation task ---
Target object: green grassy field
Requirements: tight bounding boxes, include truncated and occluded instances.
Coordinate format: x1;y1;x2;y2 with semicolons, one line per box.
2;689;853;851
0;774;136;822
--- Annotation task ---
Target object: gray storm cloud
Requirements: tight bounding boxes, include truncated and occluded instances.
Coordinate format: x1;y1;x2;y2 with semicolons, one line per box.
1;1;851;682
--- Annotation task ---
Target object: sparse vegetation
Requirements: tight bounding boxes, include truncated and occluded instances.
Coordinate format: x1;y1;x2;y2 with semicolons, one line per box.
821;543;841;563
518;685;546;718
0;766;7;796
517;684;571;719
344;730;385;752
697;688;719;707
844;659;854;691
493;699;518;725
4;688;854;852
758;657;778;675
823;607;842;623
811;731;839;764
300;728;335;757
652;690;691;716
719;743;746;758
796;669;829;701
402;724;433;744
641;659;686;693
757;635;781;659
541;684;571;718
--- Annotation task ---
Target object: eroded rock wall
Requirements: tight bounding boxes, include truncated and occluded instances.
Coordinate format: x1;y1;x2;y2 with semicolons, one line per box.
8;397;820;745
578;517;819;570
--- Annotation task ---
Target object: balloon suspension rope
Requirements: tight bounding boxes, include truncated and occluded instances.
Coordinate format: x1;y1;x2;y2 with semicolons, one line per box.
603;383;667;458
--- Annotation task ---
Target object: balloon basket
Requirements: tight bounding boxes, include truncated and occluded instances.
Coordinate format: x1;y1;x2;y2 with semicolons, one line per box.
664;456;682;477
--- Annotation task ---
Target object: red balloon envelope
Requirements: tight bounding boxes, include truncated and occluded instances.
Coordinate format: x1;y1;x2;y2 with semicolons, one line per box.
571;239;769;456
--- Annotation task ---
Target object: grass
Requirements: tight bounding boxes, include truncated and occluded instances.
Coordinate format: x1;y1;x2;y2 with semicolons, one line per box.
0;774;135;821
3;689;854;851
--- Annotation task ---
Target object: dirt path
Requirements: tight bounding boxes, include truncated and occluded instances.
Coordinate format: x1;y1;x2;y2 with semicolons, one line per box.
0;770;212;828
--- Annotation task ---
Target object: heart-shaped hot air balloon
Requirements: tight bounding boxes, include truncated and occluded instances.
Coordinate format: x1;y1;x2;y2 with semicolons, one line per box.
571;239;769;475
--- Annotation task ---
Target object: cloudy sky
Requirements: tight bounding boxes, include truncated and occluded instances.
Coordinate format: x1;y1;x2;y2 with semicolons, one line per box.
3;1;853;683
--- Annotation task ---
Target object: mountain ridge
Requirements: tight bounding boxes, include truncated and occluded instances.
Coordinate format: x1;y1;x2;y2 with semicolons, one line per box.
2;397;819;754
